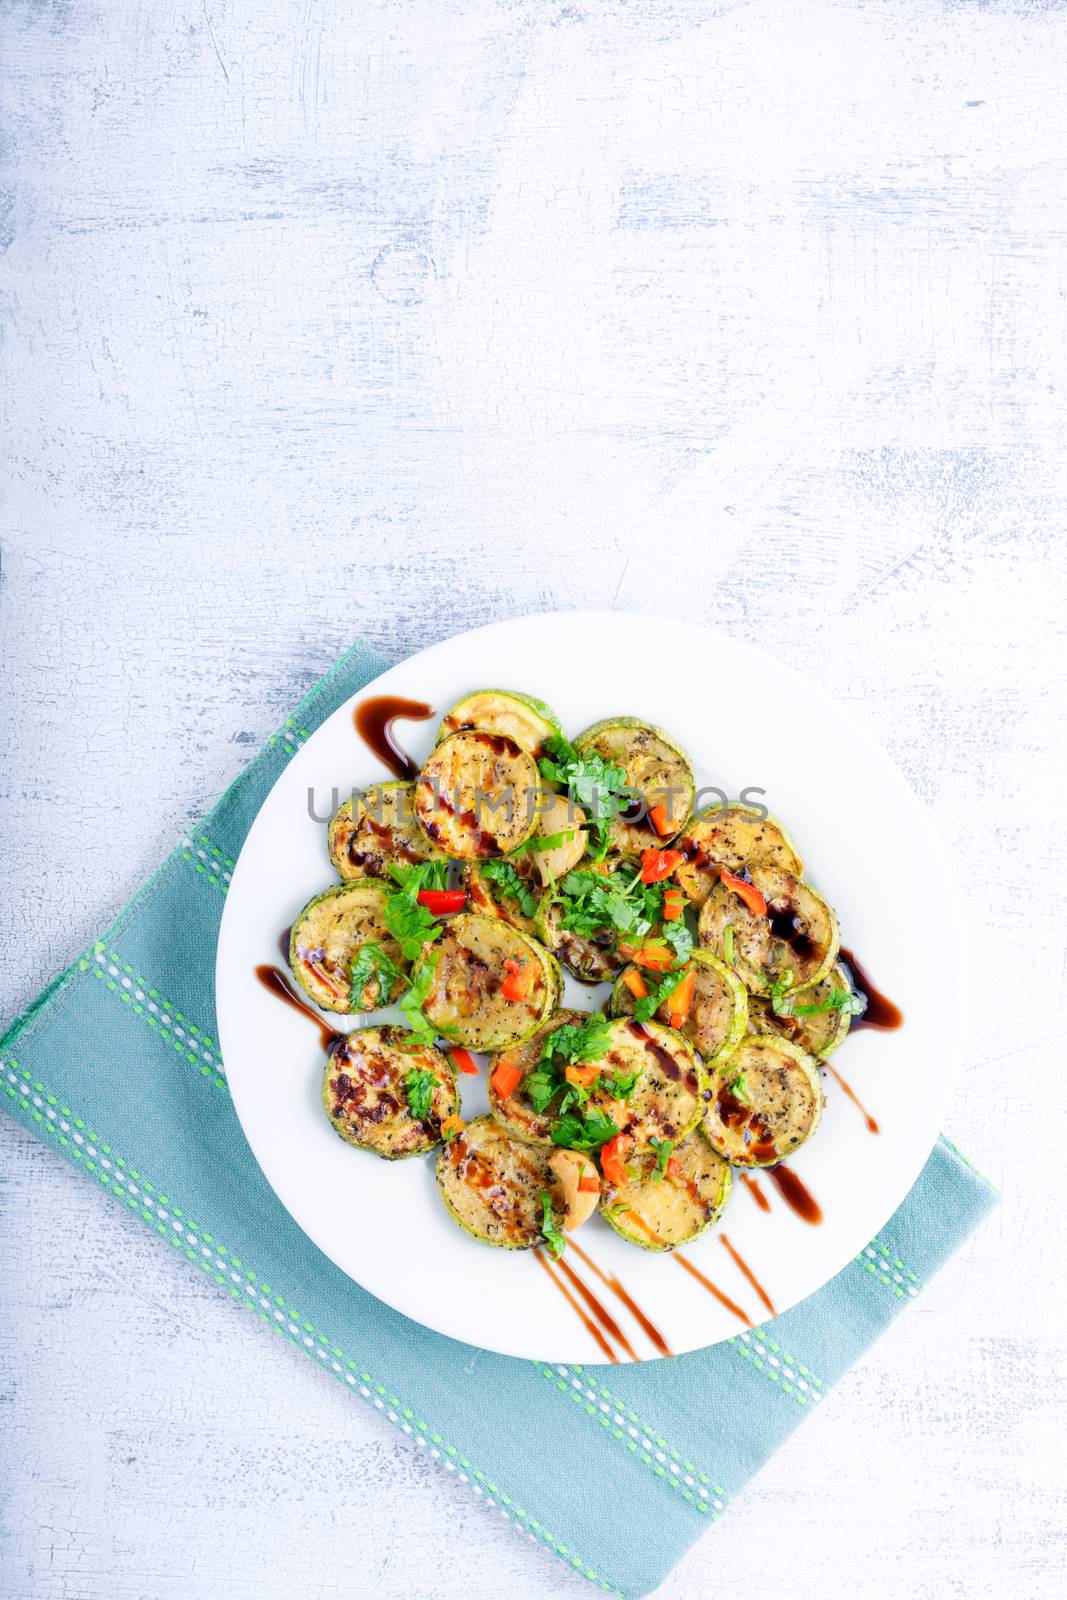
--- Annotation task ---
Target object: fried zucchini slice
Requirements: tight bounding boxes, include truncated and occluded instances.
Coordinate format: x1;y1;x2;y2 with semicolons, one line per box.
415;729;539;860
436;688;563;759
323;1028;459;1159
675;803;803;909
701;1035;822;1167
328;781;444;881
600;1133;731;1251
611;950;748;1069
698;866;839;995
436;1114;561;1249
417;913;558;1051
748;960;856;1059
573;717;695;852
601;1017;706;1148
289;880;407;1014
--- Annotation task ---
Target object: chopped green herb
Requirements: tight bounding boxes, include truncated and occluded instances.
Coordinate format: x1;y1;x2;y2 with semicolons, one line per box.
398;948;440;1044
539;1190;567;1259
538;734;629;853
523;1013;613;1116
348;941;403;1010
478;858;539;917
383;861;449;961
610;1068;642;1099
555;865;665;941
649;1136;674;1181
722;924;735;965
633;967;688;1024
404;1067;437;1122
519;827;580;855
551;1108;620;1152
662;918;694;966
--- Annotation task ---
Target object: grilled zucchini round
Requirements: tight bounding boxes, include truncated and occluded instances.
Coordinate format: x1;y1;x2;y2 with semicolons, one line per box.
611;950;748;1069
701;1035;822;1167
698;866;839;995
675;803;803;909
415;729;540;860
323;1028;459;1158
436;688;563;759
601;1017;706;1149
417;913;559;1051
436;1115;561;1249
573;718;695;852
599;1133;731;1251
289;880;407;1014
748;960;856;1059
328;781;445;881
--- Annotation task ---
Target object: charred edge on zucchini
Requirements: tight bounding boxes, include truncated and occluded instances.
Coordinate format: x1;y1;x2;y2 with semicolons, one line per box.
675;804;803;908
436;689;563;759
328;781;443;881
698;865;839;995
417;912;556;1051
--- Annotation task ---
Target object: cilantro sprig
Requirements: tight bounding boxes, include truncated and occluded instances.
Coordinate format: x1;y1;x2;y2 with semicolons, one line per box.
398;947;441;1045
478;858;539;918
550;1107;620;1152
404;1067;437;1122
382;860;449;961
649;1136;674;1182
727;1070;751;1107
553;863;665;941
537;734;629;857
348;941;404;1010
539;1190;567;1259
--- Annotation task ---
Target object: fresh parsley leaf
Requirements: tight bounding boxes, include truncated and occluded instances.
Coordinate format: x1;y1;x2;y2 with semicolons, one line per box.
550;1108;620;1152
555;866;664;940
348;941;403;1010
398;948;440;1044
404;1067;436;1122
539;1190;566;1259
521;1013;612;1118
662;919;694;966
383;861;448;961
539;1012;613;1070
479;858;539;918
767;969;796;1015
649;1136;674;1182
610;1068;642;1099
537;734;629;852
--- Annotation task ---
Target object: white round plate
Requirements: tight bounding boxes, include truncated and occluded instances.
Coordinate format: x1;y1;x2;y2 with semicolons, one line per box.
216;611;960;1362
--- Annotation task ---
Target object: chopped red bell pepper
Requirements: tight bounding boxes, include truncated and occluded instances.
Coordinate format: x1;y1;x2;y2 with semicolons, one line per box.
449;1047;479;1076
720;869;767;917
501;956;532;1002
640;848;684;884
622;968;649;1000
648;802;675;838
416;888;468;915
600;1134;631;1188
491;1059;522;1099
662;887;685;922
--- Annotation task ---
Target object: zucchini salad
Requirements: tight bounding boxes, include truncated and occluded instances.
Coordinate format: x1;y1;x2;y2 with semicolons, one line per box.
286;688;868;1259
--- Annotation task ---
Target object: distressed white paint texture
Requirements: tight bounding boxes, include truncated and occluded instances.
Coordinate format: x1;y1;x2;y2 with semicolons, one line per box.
2;0;1066;1596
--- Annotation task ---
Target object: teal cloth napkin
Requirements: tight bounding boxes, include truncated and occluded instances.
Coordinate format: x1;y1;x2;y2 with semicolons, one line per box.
1;642;998;1598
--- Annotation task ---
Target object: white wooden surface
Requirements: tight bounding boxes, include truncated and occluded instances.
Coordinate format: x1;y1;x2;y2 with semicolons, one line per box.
2;1;1066;1596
